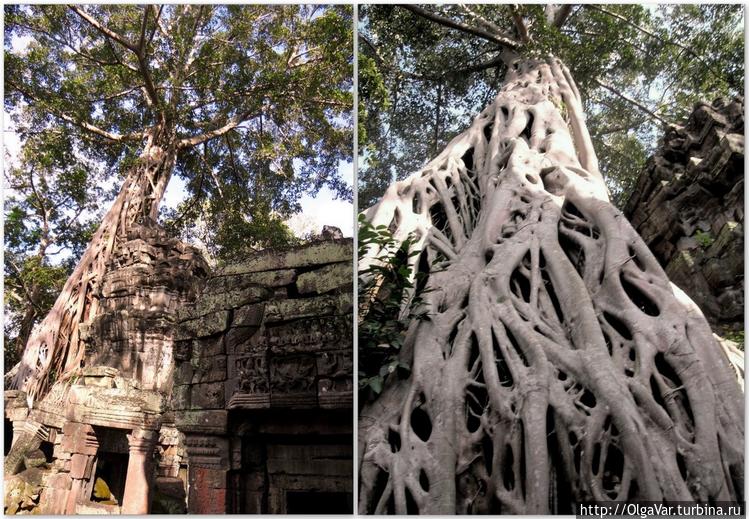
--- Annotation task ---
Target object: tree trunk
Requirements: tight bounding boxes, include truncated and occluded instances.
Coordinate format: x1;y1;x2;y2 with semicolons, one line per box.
358;56;744;514
9;124;177;402
15;305;38;361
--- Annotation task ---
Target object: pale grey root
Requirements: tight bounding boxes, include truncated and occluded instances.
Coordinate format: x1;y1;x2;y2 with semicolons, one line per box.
358;56;744;514
10;126;177;403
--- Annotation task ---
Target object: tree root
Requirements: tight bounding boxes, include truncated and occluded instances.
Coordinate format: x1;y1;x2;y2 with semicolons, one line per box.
359;56;744;514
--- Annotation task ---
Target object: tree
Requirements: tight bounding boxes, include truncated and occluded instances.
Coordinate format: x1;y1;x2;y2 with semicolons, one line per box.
4;129;109;370
358;5;743;513
358;4;743;208
5;4;352;400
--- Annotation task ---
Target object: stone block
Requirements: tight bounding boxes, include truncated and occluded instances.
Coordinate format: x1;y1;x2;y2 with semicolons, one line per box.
4;390;29;408
61;423;97;455
192;336;225;358
296;262;353;294
336;292;354;315
316;350;353;377
218;240;353;275
39;486;70;515
191;356;227;384
704;257;741;289
175;410;228;435
191;466;228;490
181;311;229;338
175;361;193;385
23;449;47;469
53;443;72;460
233;304;264;328
173;339;192;361
171;384;191;410
208;269;297;292
225;325;262;354
193;287;271;316
263;295;339;323
69;453;94;480
266;443;352;477
706;221;742;258
191;382;225;410
189;471;227;514
6;407;29;422
717;288;744;320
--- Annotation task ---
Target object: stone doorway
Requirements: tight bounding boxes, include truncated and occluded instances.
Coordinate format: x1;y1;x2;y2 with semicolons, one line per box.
4;418;13;455
286;491;353;514
90;452;128;504
90;427;129;506
227;415;352;514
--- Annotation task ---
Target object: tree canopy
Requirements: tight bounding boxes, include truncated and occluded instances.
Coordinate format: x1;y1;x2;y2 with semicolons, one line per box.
358;4;743;208
5;4;353;258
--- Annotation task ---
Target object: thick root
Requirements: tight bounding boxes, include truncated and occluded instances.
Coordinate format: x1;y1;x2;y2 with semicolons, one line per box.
359;56;744;513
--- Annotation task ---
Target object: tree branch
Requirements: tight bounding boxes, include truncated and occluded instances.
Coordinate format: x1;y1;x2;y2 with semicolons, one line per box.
457;4;518;43
546;4;574;28
399;4;520;49
588;5;729;88
8;80;143;143
69;5;161;109
138;5;149;50
361;33;504;83
177;109;261;149
554;5;574;27
68;5;136;52
146;5;162;48
59;112;142;142
510;5;531;44
594;78;674;127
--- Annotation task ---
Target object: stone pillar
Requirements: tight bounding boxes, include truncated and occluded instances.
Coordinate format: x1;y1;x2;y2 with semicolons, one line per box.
184;434;230;514
61;422;98;514
10;421;25;447
4;391;32;475
122;429;157;514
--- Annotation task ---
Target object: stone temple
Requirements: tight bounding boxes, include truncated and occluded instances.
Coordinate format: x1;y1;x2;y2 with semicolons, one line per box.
4;222;353;514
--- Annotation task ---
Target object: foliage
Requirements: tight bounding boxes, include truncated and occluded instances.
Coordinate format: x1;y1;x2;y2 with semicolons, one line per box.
358;214;432;402
358;4;744;209
694;229;714;249
724;330;744;351
5;4;353;257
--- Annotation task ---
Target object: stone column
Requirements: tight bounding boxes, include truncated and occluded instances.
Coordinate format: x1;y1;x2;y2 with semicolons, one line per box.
122;429;157;514
61;422;98;514
10;421;25;447
184;434;230;514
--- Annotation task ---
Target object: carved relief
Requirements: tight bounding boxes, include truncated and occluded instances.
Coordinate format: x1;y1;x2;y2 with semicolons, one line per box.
236;355;268;394
270;356;316;393
264;316;352;353
316;351;352;378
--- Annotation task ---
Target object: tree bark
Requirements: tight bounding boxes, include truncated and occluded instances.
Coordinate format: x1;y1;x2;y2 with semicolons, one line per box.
9;123;178;401
15;304;38;361
359;56;744;514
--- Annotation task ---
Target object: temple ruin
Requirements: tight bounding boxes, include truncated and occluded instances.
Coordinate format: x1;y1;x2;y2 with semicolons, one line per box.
4;222;353;514
624;97;744;337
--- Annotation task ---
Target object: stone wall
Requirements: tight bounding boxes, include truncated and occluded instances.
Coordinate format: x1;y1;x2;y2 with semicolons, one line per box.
172;237;354;513
623;97;744;335
4;225;354;515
